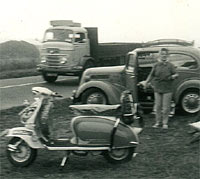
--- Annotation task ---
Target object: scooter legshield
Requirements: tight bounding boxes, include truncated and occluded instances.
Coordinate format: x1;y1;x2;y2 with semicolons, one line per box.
71;116;139;147
5;127;44;149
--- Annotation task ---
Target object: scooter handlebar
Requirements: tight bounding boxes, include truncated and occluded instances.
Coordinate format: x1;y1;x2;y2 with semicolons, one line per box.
52;92;63;98
32;87;63;98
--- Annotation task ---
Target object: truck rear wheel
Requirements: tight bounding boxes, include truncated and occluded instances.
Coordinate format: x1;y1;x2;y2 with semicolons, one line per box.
81;88;108;104
78;61;94;82
42;73;58;83
83;60;95;70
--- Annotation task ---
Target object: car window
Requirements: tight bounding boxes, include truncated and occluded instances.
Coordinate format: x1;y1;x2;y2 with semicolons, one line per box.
138;52;159;67
127;54;135;70
168;53;198;69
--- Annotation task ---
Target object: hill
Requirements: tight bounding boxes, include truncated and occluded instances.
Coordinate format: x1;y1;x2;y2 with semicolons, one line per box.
0;40;40;72
0;40;40;59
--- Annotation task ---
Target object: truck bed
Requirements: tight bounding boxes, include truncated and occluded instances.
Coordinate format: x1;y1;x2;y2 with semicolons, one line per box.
97;42;142;66
98;42;142;57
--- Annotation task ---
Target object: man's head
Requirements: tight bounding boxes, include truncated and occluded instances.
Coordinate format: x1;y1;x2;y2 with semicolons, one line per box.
159;48;169;62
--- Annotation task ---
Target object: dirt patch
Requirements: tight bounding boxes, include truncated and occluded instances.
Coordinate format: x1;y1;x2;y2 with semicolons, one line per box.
0;99;199;179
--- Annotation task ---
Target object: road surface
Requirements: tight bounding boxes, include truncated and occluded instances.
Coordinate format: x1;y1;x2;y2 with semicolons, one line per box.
0;76;79;110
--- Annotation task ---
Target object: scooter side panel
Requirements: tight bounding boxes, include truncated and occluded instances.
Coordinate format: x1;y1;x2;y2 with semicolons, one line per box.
6;127;44;149
114;125;139;147
71;116;138;147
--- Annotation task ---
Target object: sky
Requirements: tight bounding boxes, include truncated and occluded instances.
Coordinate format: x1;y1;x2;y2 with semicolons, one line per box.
0;0;200;46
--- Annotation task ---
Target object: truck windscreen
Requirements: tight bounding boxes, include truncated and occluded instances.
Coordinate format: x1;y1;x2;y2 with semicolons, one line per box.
43;29;73;42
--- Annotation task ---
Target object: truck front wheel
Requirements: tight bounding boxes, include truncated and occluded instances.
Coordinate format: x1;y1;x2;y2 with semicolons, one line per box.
81;88;108;104
42;73;58;83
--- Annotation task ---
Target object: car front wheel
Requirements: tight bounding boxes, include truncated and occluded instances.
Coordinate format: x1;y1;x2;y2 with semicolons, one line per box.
81;88;108;104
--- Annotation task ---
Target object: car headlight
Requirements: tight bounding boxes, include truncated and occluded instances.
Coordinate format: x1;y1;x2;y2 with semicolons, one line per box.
84;75;91;82
60;57;68;64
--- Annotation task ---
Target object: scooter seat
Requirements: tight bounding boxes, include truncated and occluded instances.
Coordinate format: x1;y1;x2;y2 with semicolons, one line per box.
70;104;121;111
69;104;121;116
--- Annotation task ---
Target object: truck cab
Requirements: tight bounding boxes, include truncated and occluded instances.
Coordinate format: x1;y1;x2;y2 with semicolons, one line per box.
37;20;94;82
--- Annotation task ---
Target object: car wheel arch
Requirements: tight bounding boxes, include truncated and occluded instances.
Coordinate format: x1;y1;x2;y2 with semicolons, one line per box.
174;79;200;103
76;81;122;104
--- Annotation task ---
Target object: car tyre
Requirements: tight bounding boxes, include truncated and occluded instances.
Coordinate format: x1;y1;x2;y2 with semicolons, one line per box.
81;88;108;104
180;90;200;114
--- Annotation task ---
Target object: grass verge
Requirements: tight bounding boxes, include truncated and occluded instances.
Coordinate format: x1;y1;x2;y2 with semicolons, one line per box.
0;99;199;179
0;68;40;79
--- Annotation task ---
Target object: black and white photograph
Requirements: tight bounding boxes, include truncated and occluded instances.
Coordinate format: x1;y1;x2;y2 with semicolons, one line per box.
0;0;199;178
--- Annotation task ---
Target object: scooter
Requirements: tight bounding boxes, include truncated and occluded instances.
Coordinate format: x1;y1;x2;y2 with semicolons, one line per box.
1;87;143;168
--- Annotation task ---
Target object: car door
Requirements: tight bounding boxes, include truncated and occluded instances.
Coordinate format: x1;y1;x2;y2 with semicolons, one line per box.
137;51;158;106
125;52;138;102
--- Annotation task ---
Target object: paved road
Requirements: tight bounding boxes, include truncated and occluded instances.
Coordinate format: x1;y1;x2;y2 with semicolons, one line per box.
0;76;79;110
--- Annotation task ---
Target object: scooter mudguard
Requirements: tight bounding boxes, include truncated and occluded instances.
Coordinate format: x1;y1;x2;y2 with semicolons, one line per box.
5;127;44;149
71;116;139;147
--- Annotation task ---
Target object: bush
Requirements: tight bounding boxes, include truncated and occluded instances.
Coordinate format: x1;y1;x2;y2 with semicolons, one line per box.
0;40;40;71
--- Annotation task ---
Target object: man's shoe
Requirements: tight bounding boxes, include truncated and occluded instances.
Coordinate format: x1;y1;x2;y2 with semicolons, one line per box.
163;125;168;129
152;123;159;128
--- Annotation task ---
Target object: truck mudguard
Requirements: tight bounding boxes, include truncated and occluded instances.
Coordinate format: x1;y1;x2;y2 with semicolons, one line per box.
75;81;124;104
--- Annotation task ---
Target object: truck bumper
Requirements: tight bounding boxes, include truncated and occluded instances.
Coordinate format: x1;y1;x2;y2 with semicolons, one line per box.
37;64;83;76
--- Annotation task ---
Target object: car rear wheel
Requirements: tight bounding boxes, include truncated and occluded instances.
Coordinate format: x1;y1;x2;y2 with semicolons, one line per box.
180;90;200;114
81;88;108;104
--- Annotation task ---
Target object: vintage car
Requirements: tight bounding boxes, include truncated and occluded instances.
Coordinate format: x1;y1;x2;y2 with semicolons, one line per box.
72;39;200;114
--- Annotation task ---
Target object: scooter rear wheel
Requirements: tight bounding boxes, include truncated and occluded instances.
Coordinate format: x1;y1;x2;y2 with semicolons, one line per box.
103;147;135;164
7;137;37;167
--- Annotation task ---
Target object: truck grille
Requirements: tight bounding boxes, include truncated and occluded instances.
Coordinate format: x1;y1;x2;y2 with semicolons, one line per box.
46;56;61;66
44;48;70;66
47;48;60;54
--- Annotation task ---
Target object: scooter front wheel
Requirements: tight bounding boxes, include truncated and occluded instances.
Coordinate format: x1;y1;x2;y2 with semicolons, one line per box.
6;137;37;167
103;147;135;164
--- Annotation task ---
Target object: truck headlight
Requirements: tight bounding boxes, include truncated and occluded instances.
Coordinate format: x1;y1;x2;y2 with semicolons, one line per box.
41;56;47;63
60;57;68;64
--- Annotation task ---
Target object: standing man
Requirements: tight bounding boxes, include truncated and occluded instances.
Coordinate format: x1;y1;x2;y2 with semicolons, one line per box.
143;48;178;129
